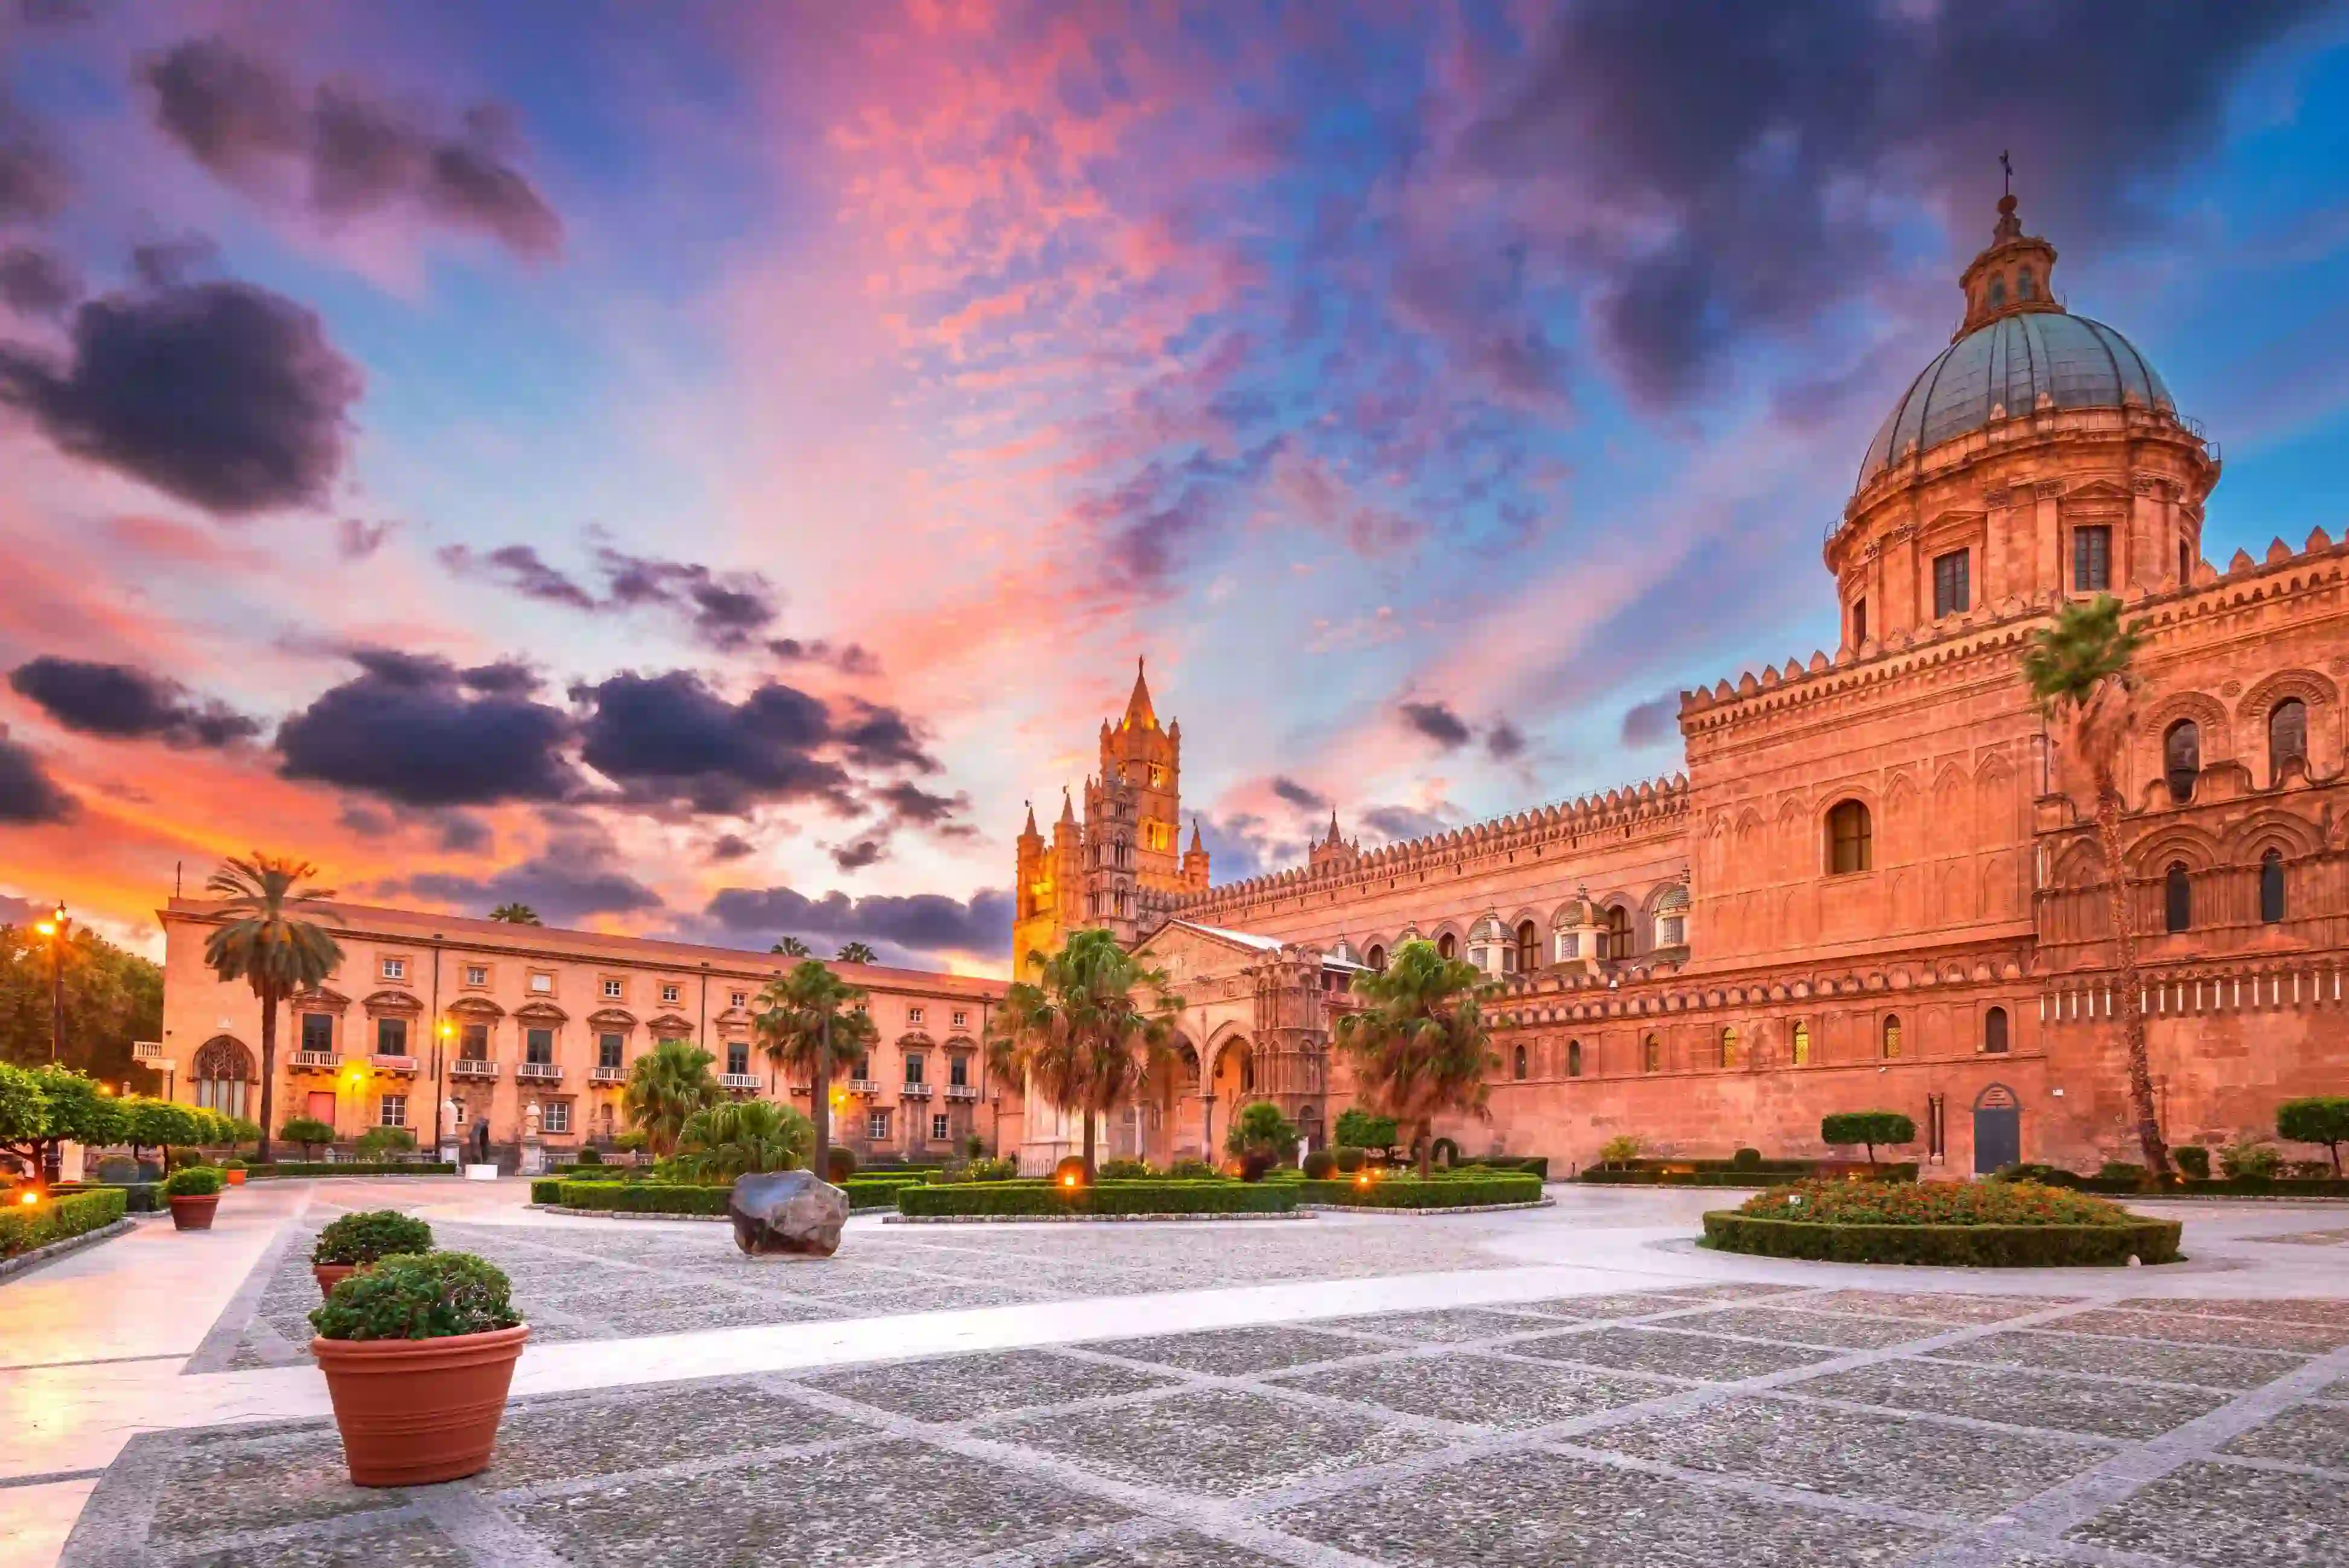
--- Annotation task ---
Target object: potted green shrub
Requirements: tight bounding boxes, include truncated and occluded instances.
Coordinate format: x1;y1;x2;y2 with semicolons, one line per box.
222;1156;248;1187
162;1166;225;1230
309;1252;528;1486
310;1209;435;1298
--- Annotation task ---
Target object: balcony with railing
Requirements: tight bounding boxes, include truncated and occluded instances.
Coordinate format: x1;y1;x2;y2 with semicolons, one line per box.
589;1064;627;1085
289;1050;339;1074
847;1078;882;1095
370;1054;418;1075
516;1061;563;1084
449;1057;499;1080
718;1072;762;1092
900;1081;933;1100
943;1084;979;1102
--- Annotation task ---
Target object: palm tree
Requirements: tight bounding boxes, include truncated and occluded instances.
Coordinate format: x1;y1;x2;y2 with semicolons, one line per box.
670;1099;815;1182
202;856;342;1165
489;903;542;924
620;1038;721;1156
835;941;878;965
753;960;876;1176
2024;594;2170;1176
989;927;1183;1179
770;935;810;956
1335;938;1498;1178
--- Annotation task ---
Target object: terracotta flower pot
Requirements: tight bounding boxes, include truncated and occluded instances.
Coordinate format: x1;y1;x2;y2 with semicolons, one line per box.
224;1169;247;1186
168;1194;219;1231
312;1324;530;1486
312;1261;367;1299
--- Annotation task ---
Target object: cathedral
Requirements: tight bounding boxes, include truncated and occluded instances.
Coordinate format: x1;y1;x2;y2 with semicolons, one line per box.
1008;194;2348;1177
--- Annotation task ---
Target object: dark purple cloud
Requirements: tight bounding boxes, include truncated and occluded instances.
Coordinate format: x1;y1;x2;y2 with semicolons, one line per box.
708;833;756;863
0;92;69;224
1620;693;1679;749
374;820;662;927
278;649;578;807
769;638;880;676
829;837;884;872
1485;720;1528;762
0;725;73;822
1399;700;1471;750
1271;775;1327;811
439;540;789;653
144;36;561;258
335;517;393;559
8;656;260;747
573;670;857;816
701;884;1012;964
437;542;598;611
0;278;360;516
0;245;77;317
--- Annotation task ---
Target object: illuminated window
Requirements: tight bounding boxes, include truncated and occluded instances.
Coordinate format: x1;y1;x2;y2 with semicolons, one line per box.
1791;1021;1810;1066
1827;800;1873;875
1882;1014;1902;1059
1719;1026;1739;1069
529;973;553;994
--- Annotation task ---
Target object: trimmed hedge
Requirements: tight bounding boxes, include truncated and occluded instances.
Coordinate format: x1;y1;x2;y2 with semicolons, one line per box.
1584;1164;1918;1186
248;1162;457;1178
897;1180;1299;1218
1296;1173;1543;1208
1458;1156;1550;1180
2;1186;128;1259
1702;1211;2182;1267
550;1177;909;1215
50;1180;162;1214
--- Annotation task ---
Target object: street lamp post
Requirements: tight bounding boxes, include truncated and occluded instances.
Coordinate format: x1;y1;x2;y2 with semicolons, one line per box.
433;1019;453;1153
32;902;68;1064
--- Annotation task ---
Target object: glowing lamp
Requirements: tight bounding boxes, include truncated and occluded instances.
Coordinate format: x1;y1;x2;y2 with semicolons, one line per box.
1061;1173;1080;1189
18;1190;39;1206
1354;1171;1373;1189
34;921;54;937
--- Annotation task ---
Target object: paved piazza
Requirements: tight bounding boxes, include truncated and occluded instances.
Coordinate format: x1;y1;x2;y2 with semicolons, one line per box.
5;1179;2347;1568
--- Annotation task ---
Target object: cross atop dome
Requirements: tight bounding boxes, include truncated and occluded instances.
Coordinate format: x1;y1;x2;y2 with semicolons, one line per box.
1955;171;2062;341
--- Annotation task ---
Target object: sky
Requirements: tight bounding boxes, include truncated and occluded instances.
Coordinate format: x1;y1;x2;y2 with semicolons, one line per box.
2;1;2347;973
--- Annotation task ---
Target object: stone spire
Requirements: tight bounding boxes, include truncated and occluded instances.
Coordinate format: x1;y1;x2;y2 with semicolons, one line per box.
1189;816;1205;853
1022;799;1039;838
1324;808;1342;846
1121;656;1158;731
1057;787;1076;826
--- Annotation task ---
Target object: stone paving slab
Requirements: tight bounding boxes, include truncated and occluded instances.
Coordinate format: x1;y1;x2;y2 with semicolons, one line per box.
1511;1323;1843;1381
1926;1327;2312;1389
2116;1296;2349;1328
1507;1290;1720;1319
802;1347;1177;1423
2218;1401;2349;1470
1088;1324;1378;1375
486;1380;877;1488
1672;1304;1949;1349
1791;1290;2083;1323
1267;1351;1670;1429
1321;1305;1557;1342
2055;1307;2349;1353
2066;1459;2349;1568
1787;1357;2229;1439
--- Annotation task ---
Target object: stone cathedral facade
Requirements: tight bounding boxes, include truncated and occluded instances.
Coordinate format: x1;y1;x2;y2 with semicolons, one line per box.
1011;196;2348;1177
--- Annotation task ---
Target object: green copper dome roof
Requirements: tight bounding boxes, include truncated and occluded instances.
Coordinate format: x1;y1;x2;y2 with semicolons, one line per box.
1856;311;2172;493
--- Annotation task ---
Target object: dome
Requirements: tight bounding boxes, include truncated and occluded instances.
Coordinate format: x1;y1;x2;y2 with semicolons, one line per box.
1856;311;2171;494
1656;883;1690;913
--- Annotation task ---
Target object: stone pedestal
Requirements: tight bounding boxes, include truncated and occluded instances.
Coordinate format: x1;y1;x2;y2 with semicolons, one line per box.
519;1139;546;1176
438;1141;461;1166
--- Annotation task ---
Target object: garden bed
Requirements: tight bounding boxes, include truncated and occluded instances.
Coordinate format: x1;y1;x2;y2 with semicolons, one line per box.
896;1180;1300;1220
1294;1173;1545;1209
1702;1180;2182;1267
1;1186;129;1274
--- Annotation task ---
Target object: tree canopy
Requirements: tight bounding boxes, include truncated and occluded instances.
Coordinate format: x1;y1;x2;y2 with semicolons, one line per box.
0;920;163;1086
1333;939;1495;1178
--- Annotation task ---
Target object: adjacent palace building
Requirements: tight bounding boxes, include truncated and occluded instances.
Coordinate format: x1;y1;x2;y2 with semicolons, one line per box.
158;901;1008;1168
1013;195;2348;1177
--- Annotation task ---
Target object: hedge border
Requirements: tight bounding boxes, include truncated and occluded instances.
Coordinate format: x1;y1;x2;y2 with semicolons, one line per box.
1293;1174;1543;1209
897;1180;1299;1218
1584;1165;1920;1187
247;1162;457;1179
538;1179;901;1215
1;1186;130;1266
1297;1198;1554;1217
1701;1211;2183;1267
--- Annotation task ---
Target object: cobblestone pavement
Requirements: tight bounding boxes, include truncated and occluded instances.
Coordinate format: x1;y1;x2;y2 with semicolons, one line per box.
197;1204;1525;1370
74;1287;2349;1567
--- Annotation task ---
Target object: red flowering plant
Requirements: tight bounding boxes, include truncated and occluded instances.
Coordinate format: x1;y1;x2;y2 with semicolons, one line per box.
1737;1179;2133;1227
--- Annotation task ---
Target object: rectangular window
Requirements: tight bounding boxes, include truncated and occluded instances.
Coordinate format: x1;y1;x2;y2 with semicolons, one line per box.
529;973;553;994
867;1111;890;1141
597;1032;623;1069
907;1006;925;1026
729;991;746;1008
948;1054;968;1087
463;965;488;987
603;978;624;999
726;1042;749;1076
379;1094;406;1128
952;1010;968;1029
449;1099;466;1126
1932;549;1970;616
376;1017;408;1055
380;957;406;981
300;1013;333;1054
2072;526;2111;591
460;1023;489;1060
661;983;681;1003
1851;597;1868;646
525;1028;554;1064
904;1054;925;1086
931;1113;949;1142
543;1101;571;1134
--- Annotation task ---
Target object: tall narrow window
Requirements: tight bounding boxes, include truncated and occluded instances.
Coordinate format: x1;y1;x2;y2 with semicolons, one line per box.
2164;862;2192;933
461;1023;489;1060
726;1041;748;1076
1514;921;1539;974
1437;932;1458;960
525;1028;554;1064
1603;905;1632;962
1365;945;1385;972
1852;597;1869;646
300;1013;333;1054
1827;800;1873;875
1719;1026;1738;1069
1512;1045;1528;1081
2178;541;2193;583
1932;549;1970;616
2072;526;2111;591
2260;850;2286;924
1882;1015;1902;1059
597;1032;623;1070
2164;720;2200;804
2016;268;2036;300
1984;1006;2010;1054
2269;700;2308;781
1790;1021;1810;1066
1566;1040;1582;1078
376;1017;408;1056
1641;1035;1660;1074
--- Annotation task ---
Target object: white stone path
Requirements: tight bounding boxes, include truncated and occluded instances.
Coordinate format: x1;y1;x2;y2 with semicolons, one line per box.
4;1178;2344;1568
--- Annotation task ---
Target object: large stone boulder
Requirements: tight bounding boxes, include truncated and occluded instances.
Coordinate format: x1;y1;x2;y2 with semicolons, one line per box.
728;1170;850;1259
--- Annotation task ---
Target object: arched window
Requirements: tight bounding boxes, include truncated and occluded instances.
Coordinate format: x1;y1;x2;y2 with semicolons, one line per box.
2260;850;2286;924
1601;904;1632;962
1984;1006;2009;1054
2163;720;2200;804
2164;862;2192;933
1437;932;1458;960
2016;268;2036;300
193;1035;255;1119
1641;1035;1660;1073
2269;700;2308;781
1566;1039;1582;1078
1790;1021;1810;1066
1882;1014;1902;1060
1988;274;2007;306
1827;800;1873;875
1365;944;1386;973
1514;920;1539;974
2179;541;2193;583
1719;1026;1738;1069
1511;1044;1528;1080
